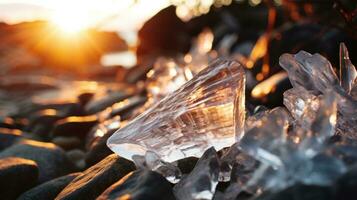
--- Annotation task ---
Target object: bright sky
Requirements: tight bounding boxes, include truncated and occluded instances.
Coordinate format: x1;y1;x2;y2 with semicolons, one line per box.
0;0;169;32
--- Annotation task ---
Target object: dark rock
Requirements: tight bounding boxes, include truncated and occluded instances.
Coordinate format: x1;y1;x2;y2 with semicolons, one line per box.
26;110;64;139
335;166;357;200
85;129;115;167
105;96;146;121
66;149;86;170
0;140;74;183
52;136;82;150
85;91;132;115
11;102;84;119
77;92;94;107
0;157;39;199
97;170;176;200
0;127;22;151
0;79;57;93
137;6;190;62
18;172;81;200
0;116;16;129
177;157;199;174
51;115;98;139
56;154;135;200
254;184;334;200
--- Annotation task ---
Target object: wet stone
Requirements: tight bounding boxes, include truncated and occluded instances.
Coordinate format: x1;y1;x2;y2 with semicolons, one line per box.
12;102;84;119
52;136;82;150
104;96;146;121
18;172;81;200
0;157;39;199
26;110;64;139
56;154;135;200
0;116;17;129
85;117;120;150
0;140;74;183
51;115;98;139
77;92;94;107
0;127;23;151
85;129;115;167
97;170;176;200
85;91;132;115
66;149;86;170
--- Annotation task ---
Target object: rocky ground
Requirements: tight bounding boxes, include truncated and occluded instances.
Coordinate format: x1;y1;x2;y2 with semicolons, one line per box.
1;1;357;200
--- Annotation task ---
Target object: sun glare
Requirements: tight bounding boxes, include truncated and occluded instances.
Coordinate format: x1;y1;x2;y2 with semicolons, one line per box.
51;11;89;34
50;3;91;35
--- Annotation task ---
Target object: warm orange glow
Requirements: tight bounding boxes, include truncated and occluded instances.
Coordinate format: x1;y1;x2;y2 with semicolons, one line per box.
50;2;91;35
251;72;287;98
247;34;268;69
197;28;214;54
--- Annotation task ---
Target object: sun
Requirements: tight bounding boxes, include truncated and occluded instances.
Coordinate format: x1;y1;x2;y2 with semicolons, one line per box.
50;5;90;35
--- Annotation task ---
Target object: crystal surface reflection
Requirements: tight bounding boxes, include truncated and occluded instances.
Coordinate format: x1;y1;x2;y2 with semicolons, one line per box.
107;59;245;162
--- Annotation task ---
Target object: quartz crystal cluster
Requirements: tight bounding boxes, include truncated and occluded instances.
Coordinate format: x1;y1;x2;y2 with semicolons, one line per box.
107;59;246;163
227;43;356;196
107;43;356;200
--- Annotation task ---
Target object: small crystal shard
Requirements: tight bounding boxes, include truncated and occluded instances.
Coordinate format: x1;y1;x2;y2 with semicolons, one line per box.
283;86;320;129
224;154;258;199
132;151;182;184
339;43;357;94
173;147;220;200
146;58;192;102
107;59;245;162
184;28;217;74
221;143;258;199
240;107;289;167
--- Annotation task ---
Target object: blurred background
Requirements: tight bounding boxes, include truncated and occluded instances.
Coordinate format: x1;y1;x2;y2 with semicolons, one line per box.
0;0;356;111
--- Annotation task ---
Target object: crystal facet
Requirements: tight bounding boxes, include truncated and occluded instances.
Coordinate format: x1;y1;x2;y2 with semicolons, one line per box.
280;47;357;138
279;51;339;93
146;58;192;102
339;43;357;94
283;86;320;129
173;147;220;200
132;151;182;184
107;59;245;162
236;89;342;192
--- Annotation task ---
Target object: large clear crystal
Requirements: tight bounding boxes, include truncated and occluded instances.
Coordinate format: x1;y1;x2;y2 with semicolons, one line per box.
173;147;220;200
107;59;245;162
